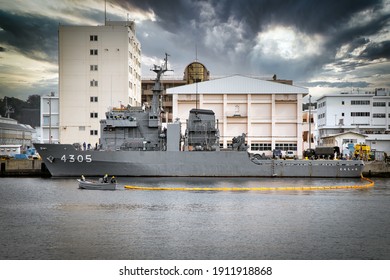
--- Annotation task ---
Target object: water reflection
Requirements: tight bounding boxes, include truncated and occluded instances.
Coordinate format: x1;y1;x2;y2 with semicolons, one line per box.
0;177;389;259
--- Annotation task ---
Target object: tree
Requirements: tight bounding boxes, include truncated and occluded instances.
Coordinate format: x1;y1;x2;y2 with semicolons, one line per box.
26;95;41;108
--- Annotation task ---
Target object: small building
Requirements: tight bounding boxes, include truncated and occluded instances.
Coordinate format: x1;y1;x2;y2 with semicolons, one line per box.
0;145;21;157
321;131;367;155
0;116;35;147
365;134;390;154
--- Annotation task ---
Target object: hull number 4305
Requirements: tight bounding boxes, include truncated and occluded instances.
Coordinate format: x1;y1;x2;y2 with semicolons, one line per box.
61;154;92;163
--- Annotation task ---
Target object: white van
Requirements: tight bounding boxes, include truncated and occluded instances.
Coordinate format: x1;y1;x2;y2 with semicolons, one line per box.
285;150;296;159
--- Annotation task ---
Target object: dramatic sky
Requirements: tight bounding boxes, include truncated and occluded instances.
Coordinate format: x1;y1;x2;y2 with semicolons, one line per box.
1;0;390;102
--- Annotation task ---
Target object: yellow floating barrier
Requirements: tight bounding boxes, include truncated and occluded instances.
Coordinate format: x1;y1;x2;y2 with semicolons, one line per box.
124;175;374;192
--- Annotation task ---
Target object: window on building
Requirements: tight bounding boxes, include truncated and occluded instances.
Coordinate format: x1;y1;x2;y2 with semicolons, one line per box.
351;112;370;117
351;100;370;105
373;102;386;107
342;101;345;105
90;96;98;102
90;49;98;55
373;113;386;118
342;113;344;117
90;80;98;87
90;65;98;71
318;101;326;108
275;143;297;151
90;130;98;136
90;112;98;118
342;139;357;144
251;143;272;151
90;35;98;41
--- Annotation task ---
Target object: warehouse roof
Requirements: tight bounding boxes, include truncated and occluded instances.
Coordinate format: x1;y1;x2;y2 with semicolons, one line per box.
166;74;308;95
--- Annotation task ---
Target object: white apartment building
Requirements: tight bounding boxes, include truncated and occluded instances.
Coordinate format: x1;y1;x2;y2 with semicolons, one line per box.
40;92;59;143
58;21;141;145
167;75;308;158
317;89;390;152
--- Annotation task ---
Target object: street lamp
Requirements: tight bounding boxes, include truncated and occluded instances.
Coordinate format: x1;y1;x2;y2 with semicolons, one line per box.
47;92;53;144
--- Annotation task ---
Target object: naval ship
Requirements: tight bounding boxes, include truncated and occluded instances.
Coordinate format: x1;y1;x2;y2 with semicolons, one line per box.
34;55;364;178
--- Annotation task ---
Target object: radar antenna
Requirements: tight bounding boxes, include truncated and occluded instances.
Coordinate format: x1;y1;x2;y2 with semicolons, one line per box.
150;53;173;116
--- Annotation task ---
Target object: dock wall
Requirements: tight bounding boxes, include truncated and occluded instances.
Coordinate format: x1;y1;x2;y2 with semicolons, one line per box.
0;159;43;177
362;161;390;177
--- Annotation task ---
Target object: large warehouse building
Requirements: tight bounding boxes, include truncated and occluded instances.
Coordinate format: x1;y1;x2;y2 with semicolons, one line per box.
167;75;309;157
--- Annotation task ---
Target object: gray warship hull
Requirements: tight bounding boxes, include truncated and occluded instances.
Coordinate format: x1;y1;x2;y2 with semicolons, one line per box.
34;144;364;178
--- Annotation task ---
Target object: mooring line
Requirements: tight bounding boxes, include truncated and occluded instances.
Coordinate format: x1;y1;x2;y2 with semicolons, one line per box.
124;175;374;191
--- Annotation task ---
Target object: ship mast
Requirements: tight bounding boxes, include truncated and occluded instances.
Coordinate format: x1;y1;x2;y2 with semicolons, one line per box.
150;53;171;116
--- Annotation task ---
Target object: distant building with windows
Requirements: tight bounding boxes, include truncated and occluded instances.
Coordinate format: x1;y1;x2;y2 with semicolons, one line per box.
40;92;59;143
58;21;141;145
316;89;390;153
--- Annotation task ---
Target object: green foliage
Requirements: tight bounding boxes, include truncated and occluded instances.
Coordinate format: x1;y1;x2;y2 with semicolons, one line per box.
0;95;41;120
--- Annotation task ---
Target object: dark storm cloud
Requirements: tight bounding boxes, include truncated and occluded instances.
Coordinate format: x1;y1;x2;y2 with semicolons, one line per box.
361;40;390;59
304;81;371;88
0;5;108;62
118;0;383;33
115;0;389;79
117;0;385;38
212;0;379;33
327;8;390;55
114;0;200;30
0;10;59;61
1;0;389;100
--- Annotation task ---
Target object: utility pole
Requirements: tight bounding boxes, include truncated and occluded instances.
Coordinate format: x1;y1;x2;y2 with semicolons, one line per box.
5;97;14;118
308;95;312;150
48;93;52;144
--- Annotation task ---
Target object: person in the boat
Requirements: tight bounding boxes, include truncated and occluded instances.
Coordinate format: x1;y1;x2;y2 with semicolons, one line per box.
81;175;85;181
110;176;116;183
103;174;108;183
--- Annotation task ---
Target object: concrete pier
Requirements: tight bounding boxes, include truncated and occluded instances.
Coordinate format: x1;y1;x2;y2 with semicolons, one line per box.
0;159;44;177
362;161;390;177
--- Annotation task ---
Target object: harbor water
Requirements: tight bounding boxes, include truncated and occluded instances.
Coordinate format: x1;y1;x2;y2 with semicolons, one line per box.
0;177;389;260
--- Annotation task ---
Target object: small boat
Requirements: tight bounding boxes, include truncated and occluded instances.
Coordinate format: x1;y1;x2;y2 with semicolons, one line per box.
77;176;117;190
